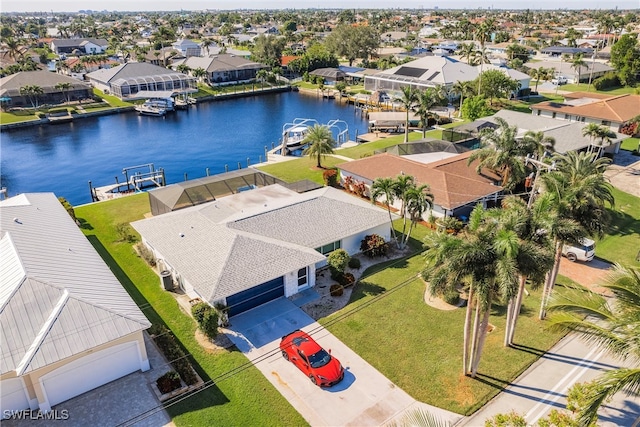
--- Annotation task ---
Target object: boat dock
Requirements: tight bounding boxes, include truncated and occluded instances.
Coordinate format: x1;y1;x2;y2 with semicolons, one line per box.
89;163;166;202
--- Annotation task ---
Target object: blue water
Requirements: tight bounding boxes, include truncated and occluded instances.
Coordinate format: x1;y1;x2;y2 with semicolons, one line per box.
1;92;368;205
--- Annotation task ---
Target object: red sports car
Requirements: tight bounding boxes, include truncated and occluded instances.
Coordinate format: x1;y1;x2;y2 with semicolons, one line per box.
280;330;344;387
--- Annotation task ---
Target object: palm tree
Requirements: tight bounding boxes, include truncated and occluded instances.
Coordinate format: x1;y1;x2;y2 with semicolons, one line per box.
371;177;399;245
451;80;474;117
522;130;556;160
474;18;496;93
201;38;215;55
394;86;419;143
400;184;433;249
255;69;268;89
302;124;335;168
467;117;535;191
494;196;555;346
458;42;476;65
571;53;587;84
414;87;444;138
192;67;207;84
582;123;617;158
176;64;191;74
55;82;73;104
423;204;520;377
19;85;43;110
538;151;614;319
547;264;640;425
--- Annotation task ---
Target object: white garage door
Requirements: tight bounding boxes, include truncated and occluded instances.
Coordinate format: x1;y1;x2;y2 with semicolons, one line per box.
41;341;141;407
1;378;30;417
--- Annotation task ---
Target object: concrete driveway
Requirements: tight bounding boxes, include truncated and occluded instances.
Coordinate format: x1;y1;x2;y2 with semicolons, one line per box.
224;298;462;426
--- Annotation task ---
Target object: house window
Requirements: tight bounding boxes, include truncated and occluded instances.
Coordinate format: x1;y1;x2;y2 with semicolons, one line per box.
564;114;571;120
552;112;557;119
601;120;611;126
316;240;341;255
536;110;541;116
297;267;308;288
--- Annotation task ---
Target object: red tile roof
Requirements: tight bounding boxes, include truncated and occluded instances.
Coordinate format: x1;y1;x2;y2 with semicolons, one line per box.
337;152;502;210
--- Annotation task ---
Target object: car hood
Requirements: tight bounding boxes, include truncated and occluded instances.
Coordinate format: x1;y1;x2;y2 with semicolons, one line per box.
315;357;343;380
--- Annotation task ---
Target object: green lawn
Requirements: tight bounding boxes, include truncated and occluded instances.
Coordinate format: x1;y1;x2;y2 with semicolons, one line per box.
93;88;133;107
257;156;347;184
0;111;39;124
621;137;639;152
322;221;565;415
74;195;307;427
597;188;640;266
558;83;638;95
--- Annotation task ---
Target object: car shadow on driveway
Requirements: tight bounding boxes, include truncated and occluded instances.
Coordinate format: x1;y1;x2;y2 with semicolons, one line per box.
325;369;356;393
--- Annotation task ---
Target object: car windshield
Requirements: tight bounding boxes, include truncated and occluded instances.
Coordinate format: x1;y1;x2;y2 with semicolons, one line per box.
307;349;331;368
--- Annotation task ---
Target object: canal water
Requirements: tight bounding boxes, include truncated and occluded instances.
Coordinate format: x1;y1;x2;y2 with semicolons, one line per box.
1;92;369;206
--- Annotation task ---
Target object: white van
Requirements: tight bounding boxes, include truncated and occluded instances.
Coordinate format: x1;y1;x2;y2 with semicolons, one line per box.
562;238;595;262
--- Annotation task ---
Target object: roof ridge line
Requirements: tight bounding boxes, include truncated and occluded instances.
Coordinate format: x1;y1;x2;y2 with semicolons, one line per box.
16;290;69;376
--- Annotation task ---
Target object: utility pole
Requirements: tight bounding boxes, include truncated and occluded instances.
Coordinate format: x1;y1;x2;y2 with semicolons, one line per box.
525;155;555;208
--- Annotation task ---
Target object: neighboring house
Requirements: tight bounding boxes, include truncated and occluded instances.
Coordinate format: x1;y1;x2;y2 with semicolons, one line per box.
172;39;201;57
131;185;394;317
50;38;108;55
539;46;594;57
483;109;625;155
0;71;93;107
0;193;151;415
337;151;503;220
86;62;197;100
529;93;640;134
364;56;529;99
172;54;267;85
309;67;346;85
525;60;614;84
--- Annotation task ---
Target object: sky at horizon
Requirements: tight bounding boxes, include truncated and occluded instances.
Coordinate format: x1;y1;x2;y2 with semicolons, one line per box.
2;0;639;13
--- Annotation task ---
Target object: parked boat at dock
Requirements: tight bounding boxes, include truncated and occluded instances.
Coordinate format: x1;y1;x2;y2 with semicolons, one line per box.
280;118;349;155
135;103;167;116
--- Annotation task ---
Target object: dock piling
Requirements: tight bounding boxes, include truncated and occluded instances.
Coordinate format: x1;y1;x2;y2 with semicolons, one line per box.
184;173;188;181
206;168;210;176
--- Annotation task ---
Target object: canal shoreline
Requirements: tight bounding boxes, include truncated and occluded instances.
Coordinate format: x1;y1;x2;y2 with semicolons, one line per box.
0;85;291;132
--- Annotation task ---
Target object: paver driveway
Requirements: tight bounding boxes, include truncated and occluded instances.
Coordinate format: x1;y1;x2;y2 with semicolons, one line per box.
224;297;462;426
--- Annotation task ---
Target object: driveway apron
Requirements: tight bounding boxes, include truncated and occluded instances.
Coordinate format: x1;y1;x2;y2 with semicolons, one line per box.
224;297;462;426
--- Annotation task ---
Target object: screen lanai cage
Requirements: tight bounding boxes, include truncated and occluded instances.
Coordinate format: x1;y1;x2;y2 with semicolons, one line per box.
148;169;322;216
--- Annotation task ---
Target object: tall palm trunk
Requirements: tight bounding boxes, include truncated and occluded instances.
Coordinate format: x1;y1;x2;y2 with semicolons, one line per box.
468;293;482;376
471;300;492;377
507;275;527;345
385;203;399;246
463;284;474;375
504;297;514;347
540;239;563;320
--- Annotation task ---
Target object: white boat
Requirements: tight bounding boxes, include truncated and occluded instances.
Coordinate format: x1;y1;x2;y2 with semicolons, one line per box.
135;103;166;116
280;118;350;155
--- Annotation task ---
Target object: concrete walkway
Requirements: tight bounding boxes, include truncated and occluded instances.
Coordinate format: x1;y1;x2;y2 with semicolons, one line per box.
223;298;462;427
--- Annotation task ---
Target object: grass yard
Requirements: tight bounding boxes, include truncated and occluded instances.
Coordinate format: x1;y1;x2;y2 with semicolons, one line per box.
597;188;640;266
621;137;639;152
74;195;307;427
93;88;132;108
558;83;638;95
0;111;39;124
322;224;565;415
257;155;347;184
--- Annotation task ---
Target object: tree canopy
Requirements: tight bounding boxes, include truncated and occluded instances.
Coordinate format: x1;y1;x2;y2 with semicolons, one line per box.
610;34;640;86
325;25;379;67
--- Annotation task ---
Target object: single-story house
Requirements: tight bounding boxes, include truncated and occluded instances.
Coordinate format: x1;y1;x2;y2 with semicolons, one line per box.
539;46;594;57
86;62;197;100
172;39;201;57
309;67;346;84
337;151;503;220
0;71;93;107
364;56;529;98
131;185;395;317
529;93;640;134
484;109;625;155
525;60;614;84
1;193;151;415
50;38;108;55
171;54;268;86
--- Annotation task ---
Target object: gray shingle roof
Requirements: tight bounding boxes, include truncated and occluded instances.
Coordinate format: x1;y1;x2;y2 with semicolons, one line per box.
86;62;185;84
0;71;92;97
0;193;150;376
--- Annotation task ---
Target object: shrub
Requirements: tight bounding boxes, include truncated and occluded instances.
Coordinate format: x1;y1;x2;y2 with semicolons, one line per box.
151;325;198;385
115;222;137;243
201;311;219;340
327;249;350;274
323;168;339;187
442;288;460;305
135;243;157;267
191;302;210;324
330;284;344;297
36;112;46;118
57;197;76;222
156;371;182;394
338;272;355;287
360;234;388;258
348;257;361;269
593;72;620;90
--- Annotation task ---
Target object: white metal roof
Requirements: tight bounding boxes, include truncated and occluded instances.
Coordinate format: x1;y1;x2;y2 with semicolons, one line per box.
0;193;150;376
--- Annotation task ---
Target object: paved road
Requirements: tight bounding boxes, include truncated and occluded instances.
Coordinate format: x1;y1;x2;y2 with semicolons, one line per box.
459;332;639;426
